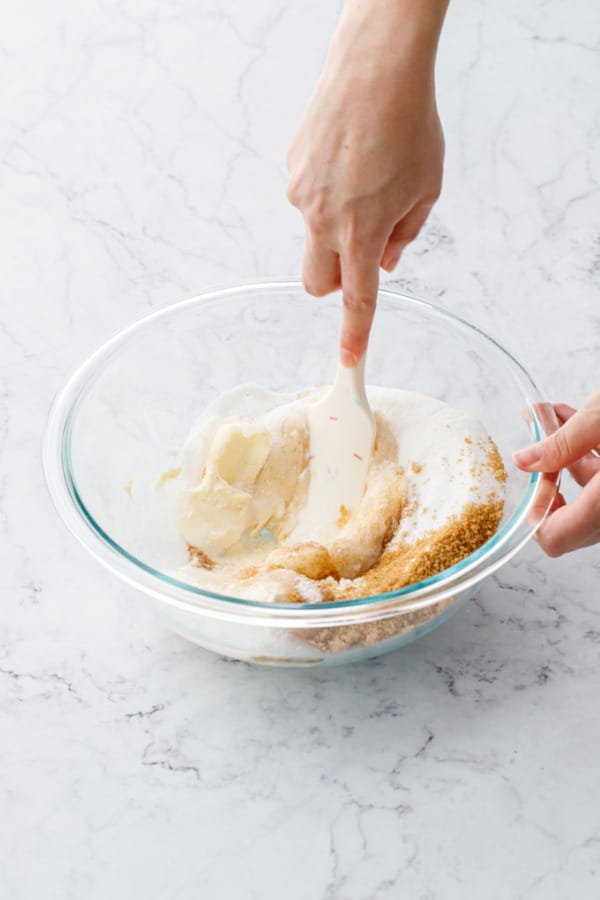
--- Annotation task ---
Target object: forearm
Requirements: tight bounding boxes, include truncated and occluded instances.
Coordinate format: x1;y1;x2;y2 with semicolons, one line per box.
320;0;448;114
333;0;449;69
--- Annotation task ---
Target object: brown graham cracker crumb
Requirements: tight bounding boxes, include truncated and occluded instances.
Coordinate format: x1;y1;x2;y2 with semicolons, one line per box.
188;546;215;570
297;499;503;653
411;461;422;474
296;599;454;653
335;500;503;600
268;542;337;580
336;504;351;528
486;437;507;483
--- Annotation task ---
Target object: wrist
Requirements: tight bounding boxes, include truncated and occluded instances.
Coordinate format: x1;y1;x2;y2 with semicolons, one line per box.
333;0;447;74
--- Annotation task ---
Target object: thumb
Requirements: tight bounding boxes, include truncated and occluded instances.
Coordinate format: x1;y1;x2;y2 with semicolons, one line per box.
514;402;600;472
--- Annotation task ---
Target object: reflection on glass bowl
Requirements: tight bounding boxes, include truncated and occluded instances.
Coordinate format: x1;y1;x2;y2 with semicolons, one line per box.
43;282;559;666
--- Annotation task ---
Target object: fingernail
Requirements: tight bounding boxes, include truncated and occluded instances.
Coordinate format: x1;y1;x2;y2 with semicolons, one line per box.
513;444;543;468
340;347;358;367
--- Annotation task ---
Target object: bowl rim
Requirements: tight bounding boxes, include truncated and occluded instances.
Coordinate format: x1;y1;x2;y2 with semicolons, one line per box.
43;280;559;622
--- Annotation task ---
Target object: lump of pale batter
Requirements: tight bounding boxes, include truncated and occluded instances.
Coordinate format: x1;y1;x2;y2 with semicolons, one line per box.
178;410;309;558
178;404;405;587
178;423;272;556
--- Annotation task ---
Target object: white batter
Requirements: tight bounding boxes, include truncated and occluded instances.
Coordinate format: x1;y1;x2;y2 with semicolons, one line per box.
174;384;506;603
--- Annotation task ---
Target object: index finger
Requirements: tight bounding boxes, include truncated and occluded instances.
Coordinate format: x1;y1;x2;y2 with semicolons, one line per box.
338;236;386;366
514;401;600;472
554;403;600;486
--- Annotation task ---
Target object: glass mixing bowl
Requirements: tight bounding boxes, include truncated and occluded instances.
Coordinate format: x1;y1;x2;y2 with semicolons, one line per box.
43;282;559;666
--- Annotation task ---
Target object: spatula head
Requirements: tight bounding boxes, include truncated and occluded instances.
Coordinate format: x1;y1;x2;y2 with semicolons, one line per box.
294;359;375;539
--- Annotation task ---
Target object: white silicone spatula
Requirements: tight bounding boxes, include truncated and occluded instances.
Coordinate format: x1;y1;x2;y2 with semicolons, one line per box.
295;356;375;536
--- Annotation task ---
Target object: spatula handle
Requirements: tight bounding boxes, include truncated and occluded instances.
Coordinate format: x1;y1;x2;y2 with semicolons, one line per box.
334;356;370;414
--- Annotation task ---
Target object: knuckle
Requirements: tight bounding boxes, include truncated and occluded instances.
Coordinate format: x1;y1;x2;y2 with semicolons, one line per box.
304;201;331;237
341;220;368;254
424;172;442;207
536;529;563;558
339;208;379;252
587;471;600;500
302;275;328;298
285;145;295;173
423;185;441;205
286;178;300;207
583;406;600;444
544;541;563;559
582;393;600;416
342;234;360;256
305;213;325;237
302;275;317;297
343;292;374;317
551;428;571;463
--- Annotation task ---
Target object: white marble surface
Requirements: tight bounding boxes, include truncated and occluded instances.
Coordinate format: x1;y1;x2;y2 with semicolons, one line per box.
2;0;599;896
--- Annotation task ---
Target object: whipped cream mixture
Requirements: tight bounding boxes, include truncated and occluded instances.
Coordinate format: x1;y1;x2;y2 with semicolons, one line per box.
175;384;506;602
